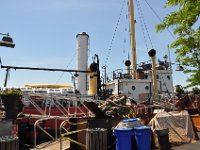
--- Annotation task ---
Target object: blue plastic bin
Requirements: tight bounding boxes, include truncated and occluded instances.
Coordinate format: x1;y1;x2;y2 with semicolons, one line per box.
113;127;133;150
122;118;142;128
122;118;138;122
134;126;151;150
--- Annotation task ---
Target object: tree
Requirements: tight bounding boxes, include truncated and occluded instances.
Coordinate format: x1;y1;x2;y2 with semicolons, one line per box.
156;0;200;88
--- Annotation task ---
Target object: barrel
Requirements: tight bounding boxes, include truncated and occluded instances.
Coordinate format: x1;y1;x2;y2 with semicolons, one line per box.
86;128;107;150
155;128;170;150
0;136;19;150
113;127;133;150
134;126;151;150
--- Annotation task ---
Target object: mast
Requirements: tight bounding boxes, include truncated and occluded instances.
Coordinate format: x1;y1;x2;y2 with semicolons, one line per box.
129;0;137;79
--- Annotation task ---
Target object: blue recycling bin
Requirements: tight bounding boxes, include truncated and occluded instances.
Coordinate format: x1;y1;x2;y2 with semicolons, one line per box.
122;118;142;149
122;118;141;127
122;118;138;122
113;127;133;150
122;118;138;123
134;126;151;150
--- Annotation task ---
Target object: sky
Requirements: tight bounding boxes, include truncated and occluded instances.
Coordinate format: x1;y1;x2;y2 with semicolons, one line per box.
0;0;189;88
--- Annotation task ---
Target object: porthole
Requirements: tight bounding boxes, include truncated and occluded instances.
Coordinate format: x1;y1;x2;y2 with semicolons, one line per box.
167;75;170;80
156;75;159;79
132;86;136;91
145;86;149;90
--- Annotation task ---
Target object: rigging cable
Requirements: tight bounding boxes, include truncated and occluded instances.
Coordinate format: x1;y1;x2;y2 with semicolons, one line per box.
144;0;176;40
136;0;154;49
56;52;76;84
135;0;149;50
104;0;127;67
56;37;91;84
122;1;131;63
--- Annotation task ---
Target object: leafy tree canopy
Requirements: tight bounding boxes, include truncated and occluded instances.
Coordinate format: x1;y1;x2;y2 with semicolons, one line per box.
156;0;200;88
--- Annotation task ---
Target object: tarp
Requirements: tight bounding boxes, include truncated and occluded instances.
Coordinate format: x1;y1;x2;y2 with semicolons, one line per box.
149;110;198;146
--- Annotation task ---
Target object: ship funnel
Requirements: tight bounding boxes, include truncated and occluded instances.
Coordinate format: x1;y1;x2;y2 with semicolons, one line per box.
125;60;131;79
89;62;98;96
76;32;89;94
148;49;158;97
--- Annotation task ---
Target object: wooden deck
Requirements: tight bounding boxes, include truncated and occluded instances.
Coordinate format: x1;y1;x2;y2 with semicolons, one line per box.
31;139;70;150
171;132;200;150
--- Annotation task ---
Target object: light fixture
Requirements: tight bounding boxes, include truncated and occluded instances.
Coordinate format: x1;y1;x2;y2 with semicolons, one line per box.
0;33;15;48
176;65;184;71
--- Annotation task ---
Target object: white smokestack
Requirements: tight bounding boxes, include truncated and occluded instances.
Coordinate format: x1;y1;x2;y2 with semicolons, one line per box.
76;32;89;94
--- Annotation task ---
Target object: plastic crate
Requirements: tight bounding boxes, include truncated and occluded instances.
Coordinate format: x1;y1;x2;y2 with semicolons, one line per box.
191;115;200;132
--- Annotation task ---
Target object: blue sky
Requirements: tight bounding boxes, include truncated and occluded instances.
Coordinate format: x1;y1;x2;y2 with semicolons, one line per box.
0;0;188;88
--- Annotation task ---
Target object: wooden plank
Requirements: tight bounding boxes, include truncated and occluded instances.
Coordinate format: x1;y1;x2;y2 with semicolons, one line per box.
31;139;69;150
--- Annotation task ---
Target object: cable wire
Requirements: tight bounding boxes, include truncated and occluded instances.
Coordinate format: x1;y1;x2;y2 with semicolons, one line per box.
144;0;176;40
136;0;154;49
56;52;76;83
104;0;127;67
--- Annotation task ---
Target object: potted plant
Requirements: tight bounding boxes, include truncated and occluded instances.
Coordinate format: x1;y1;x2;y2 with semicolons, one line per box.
174;85;185;111
0;88;23;119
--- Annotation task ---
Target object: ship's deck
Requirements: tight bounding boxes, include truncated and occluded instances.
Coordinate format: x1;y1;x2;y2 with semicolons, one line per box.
171;132;200;150
30;139;69;150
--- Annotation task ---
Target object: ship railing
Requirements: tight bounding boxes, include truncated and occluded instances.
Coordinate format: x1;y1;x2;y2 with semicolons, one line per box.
23;93;46;116
51;95;101;117
23;92;103;117
33;116;70;149
106;69;134;82
59;120;87;150
152;94;177;111
52;96;102;117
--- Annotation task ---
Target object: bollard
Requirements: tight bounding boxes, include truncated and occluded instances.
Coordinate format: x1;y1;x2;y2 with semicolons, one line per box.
155;128;170;150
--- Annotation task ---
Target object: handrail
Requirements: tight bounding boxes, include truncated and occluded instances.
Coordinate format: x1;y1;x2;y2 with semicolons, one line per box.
33;117;69;148
23;93;46;115
59;120;88;150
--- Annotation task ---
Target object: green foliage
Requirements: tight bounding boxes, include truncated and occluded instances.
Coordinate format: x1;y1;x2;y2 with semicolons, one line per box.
192;87;200;94
0;88;23;96
156;0;200;87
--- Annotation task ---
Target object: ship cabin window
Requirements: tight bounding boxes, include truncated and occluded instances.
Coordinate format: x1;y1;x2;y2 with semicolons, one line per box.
145;86;149;90
108;89;113;95
132;86;136;91
167;75;170;80
156;75;159;79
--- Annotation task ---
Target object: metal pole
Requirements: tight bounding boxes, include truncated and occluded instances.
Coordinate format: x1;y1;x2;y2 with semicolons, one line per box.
4;68;10;87
95;54;101;95
102;66;106;84
1;65;92;73
55;117;58;140
129;0;137;79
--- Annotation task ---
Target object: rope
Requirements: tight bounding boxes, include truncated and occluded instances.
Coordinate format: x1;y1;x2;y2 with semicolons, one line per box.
104;0;127;66
136;0;154;50
68;121;88;126
144;0;176;40
61;129;87;137
56;52;76;84
65;137;86;147
122;1;130;63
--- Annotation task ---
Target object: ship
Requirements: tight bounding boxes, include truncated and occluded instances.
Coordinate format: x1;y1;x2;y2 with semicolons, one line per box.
0;0;200;150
